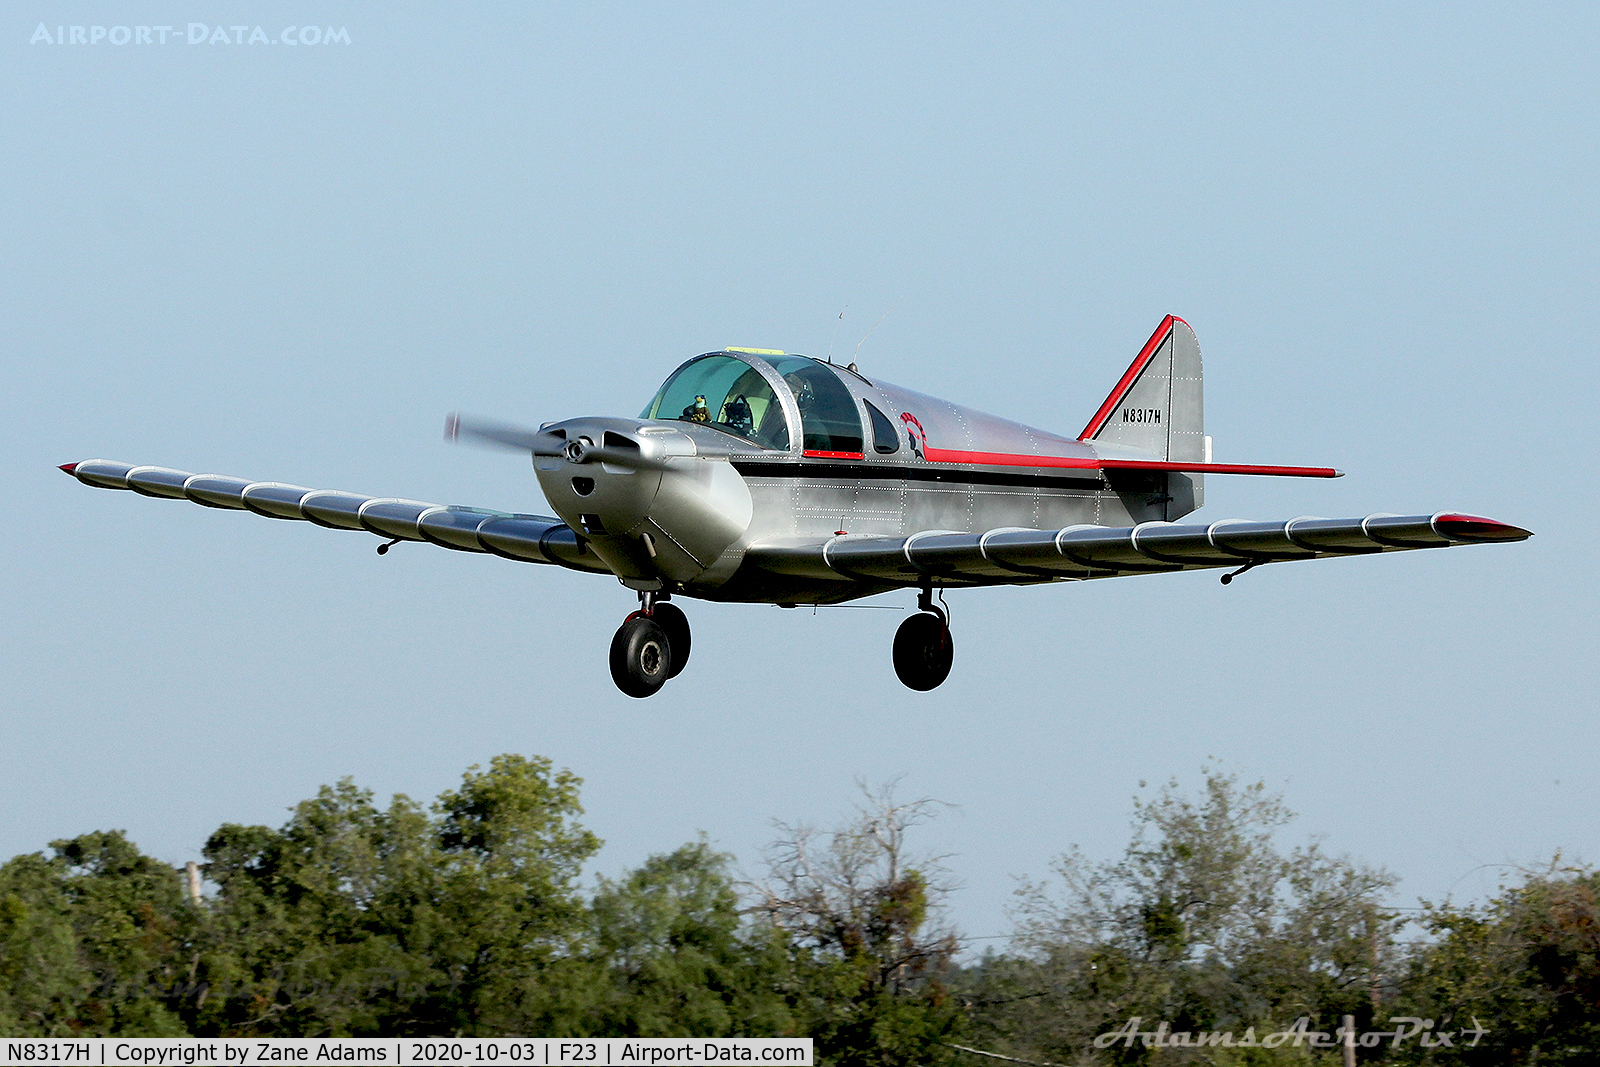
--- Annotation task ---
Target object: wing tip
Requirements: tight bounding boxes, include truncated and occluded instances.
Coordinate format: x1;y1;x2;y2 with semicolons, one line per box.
1433;513;1533;543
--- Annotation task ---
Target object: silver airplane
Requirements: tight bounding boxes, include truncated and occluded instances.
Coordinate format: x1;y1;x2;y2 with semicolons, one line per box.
61;316;1531;697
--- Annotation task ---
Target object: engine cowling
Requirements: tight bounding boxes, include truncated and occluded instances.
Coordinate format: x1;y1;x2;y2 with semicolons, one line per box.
533;418;752;588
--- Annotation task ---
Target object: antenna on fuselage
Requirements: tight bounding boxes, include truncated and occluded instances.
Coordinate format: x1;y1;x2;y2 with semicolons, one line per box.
827;306;847;363
854;308;892;365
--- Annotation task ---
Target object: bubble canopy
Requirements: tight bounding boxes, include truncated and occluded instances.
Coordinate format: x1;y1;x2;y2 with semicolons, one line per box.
639;352;864;455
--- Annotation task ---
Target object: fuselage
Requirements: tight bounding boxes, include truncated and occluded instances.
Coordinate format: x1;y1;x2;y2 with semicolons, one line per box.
534;349;1194;603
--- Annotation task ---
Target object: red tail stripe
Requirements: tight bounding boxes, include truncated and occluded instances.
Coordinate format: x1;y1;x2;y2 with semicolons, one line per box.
1079;315;1175;441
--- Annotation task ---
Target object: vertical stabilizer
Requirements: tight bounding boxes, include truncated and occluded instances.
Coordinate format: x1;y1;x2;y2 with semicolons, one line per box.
1080;316;1206;517
1079;315;1204;460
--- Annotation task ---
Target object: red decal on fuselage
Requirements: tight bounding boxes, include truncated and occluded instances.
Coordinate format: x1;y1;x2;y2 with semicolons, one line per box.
899;412;927;460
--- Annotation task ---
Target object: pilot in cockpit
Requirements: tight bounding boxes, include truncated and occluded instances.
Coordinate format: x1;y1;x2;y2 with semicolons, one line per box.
722;394;752;434
783;373;816;413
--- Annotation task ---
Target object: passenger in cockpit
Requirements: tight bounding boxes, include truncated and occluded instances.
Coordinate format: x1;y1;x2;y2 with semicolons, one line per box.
681;394;710;421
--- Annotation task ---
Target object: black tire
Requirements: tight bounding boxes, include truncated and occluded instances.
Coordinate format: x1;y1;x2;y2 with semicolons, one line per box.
892;612;954;691
649;602;691;678
609;616;674;698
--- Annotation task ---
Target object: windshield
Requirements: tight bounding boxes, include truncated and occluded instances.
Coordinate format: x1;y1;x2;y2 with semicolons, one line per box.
640;354;790;450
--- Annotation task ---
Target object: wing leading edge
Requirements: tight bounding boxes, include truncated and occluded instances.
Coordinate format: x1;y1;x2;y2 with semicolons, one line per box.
59;459;609;572
746;513;1531;588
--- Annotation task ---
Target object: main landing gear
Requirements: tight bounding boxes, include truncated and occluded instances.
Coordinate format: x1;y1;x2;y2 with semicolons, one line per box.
608;587;954;697
609;592;692;698
893;586;954;691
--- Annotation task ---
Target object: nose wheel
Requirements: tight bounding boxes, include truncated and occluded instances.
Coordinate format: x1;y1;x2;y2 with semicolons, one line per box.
609;593;691;698
892;588;954;691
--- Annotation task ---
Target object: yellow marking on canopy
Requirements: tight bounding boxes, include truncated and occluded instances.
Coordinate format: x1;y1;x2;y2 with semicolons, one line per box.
725;346;786;355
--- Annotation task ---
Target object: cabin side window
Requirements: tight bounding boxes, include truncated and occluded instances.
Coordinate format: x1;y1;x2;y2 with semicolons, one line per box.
865;401;900;454
770;357;864;455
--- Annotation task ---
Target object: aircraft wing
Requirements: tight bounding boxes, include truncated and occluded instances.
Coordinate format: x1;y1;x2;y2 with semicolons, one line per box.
746;513;1531;588
59;459;609;573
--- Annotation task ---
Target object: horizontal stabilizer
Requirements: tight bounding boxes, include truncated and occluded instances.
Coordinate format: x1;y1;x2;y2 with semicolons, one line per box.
59;459;608;573
1100;459;1342;478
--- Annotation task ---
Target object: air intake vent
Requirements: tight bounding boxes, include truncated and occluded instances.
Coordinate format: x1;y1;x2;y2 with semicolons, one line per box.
602;431;640;452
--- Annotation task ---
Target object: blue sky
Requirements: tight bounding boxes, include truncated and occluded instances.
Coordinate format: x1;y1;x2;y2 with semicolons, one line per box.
4;3;1595;947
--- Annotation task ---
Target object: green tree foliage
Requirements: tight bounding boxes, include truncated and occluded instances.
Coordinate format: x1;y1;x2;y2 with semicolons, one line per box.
1391;862;1600;1065
0;756;957;1055
193;754;602;1035
0;831;192;1035
754;782;963;1067
20;757;1594;1064
581;841;792;1036
963;767;1400;1064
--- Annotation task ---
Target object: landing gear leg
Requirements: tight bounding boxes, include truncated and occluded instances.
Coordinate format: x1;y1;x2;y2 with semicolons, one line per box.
647;601;691;678
608;591;690;697
893;585;954;691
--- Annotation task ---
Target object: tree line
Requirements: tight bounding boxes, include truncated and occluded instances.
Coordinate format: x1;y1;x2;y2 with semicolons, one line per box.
1;756;1595;1063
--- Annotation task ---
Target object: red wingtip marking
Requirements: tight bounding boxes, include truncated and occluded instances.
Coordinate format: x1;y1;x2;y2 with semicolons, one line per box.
1434;514;1533;542
58;463;78;475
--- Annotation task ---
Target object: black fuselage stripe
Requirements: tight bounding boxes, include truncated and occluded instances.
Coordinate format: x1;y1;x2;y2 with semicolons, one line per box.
731;461;1106;492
